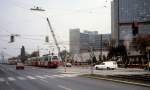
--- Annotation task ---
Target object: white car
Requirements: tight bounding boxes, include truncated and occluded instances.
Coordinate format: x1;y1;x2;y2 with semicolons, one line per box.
94;61;118;70
64;63;72;67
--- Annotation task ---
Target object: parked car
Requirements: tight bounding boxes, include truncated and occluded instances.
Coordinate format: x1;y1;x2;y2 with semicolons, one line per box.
16;62;24;70
94;61;118;70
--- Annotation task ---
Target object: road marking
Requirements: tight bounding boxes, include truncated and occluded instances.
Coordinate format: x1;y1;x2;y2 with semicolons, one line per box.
0;78;5;82
35;75;46;79
8;77;16;81
61;74;78;77
53;75;65;78
58;85;72;90
26;76;36;79
17;76;26;80
43;75;55;79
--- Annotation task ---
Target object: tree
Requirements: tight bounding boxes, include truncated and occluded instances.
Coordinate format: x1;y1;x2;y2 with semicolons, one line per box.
92;56;97;64
30;51;39;57
135;35;150;55
59;50;69;62
20;46;27;63
107;44;128;67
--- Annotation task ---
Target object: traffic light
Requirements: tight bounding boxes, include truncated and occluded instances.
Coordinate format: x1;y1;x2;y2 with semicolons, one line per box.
132;21;139;36
45;36;49;42
10;35;14;42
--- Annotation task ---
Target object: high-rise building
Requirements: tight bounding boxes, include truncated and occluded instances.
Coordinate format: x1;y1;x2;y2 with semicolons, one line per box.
69;29;110;54
69;28;80;54
111;0;150;45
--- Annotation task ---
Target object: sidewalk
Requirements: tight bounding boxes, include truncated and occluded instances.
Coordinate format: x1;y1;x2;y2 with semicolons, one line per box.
58;66;150;75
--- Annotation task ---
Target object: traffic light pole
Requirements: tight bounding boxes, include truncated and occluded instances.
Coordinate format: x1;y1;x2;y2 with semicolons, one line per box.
100;34;102;61
1;51;4;64
148;50;150;71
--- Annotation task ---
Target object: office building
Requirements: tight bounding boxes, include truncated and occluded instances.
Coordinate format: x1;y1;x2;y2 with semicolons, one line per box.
69;29;110;54
111;0;150;45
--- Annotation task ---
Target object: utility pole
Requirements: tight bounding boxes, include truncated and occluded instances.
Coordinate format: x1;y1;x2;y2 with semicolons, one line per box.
100;34;103;61
117;0;120;46
1;51;4;64
37;46;40;56
64;50;67;72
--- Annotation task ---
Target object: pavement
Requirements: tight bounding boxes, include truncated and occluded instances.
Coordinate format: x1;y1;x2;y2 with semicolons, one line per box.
58;66;150;75
0;64;150;90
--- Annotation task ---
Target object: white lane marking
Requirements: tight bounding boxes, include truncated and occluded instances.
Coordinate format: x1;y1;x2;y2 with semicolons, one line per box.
43;75;55;79
0;78;5;82
53;75;65;78
8;77;16;81
58;85;72;90
35;75;46;79
26;76;36;80
61;74;78;77
17;76;26;80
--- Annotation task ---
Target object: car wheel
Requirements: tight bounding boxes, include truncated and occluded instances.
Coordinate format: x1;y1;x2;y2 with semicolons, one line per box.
96;67;99;70
107;67;110;70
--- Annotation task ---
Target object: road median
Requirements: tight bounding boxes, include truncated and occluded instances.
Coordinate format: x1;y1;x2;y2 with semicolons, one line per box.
81;74;150;87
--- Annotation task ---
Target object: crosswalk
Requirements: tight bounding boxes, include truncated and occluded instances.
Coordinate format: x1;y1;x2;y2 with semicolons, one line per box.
0;74;79;82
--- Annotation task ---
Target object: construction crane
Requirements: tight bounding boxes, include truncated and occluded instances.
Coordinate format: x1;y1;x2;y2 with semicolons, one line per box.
46;18;62;61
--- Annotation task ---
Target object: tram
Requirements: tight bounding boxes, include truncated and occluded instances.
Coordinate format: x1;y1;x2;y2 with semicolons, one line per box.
27;55;60;68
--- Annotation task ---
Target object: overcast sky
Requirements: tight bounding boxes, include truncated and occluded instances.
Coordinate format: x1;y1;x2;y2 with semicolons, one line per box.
0;0;112;58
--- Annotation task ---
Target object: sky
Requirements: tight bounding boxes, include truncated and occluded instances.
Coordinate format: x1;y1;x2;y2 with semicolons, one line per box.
0;0;112;58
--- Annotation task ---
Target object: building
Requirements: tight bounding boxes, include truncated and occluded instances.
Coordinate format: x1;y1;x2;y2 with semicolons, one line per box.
69;29;110;61
111;0;150;46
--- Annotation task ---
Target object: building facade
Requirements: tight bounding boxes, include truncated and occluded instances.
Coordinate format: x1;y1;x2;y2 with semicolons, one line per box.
69;29;110;54
111;0;150;45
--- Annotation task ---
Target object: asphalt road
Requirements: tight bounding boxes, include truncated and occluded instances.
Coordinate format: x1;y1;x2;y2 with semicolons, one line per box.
0;64;149;90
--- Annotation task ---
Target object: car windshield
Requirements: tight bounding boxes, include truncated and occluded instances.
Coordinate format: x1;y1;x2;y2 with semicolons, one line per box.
100;63;105;65
52;56;58;60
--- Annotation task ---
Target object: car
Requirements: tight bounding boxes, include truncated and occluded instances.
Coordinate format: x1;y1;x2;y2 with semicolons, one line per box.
94;61;118;70
64;63;72;67
16;62;24;70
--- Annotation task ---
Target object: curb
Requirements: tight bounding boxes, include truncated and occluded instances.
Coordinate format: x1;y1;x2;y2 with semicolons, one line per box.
83;75;150;87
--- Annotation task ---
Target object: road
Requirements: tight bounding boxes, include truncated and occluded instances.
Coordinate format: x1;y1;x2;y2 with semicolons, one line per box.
0;64;149;90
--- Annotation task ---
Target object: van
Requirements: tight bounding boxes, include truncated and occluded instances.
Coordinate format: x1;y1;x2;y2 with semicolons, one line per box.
94;61;118;70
